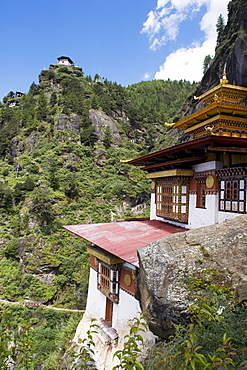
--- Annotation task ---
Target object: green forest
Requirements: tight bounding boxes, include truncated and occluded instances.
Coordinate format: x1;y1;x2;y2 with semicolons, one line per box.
0;63;197;368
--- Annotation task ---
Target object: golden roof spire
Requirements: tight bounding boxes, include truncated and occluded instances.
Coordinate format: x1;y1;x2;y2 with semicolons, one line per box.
220;69;228;85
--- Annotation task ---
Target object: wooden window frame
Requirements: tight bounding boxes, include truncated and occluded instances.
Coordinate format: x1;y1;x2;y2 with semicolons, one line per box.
219;177;246;213
156;178;189;223
196;181;206;208
97;261;120;303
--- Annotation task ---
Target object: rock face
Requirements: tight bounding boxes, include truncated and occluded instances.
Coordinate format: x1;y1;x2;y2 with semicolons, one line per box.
9;137;25;157
89;109;121;143
57;113;81;135
185;0;247;114
137;214;247;338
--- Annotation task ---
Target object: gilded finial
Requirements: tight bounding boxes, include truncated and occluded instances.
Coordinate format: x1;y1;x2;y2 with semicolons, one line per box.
165;122;175;126
220;70;228;85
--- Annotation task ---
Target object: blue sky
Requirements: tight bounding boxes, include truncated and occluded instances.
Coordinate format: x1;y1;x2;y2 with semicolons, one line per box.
0;0;228;101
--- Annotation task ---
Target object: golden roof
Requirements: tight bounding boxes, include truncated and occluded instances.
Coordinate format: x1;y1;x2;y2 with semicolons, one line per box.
173;72;247;138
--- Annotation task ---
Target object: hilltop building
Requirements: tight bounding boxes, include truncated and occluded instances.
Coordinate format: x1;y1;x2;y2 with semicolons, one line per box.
8;100;19;107
64;73;247;369
8;92;24;107
46;56;83;77
15;91;24;97
57;56;74;67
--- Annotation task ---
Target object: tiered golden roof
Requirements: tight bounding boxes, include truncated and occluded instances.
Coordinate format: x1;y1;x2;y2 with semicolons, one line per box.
173;72;247;138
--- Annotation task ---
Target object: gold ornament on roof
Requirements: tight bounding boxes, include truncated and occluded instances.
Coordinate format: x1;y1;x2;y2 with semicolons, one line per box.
220;70;229;85
165;122;175;126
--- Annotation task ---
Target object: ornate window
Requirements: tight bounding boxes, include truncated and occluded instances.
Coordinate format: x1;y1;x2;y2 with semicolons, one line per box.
196;181;206;208
97;261;120;303
219;178;246;213
156;179;189;223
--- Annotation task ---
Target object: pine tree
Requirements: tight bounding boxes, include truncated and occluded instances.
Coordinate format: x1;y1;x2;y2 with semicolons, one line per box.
203;55;213;74
103;126;112;148
216;14;225;40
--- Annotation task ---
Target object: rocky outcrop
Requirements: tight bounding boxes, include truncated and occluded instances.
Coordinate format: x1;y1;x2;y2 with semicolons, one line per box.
89;109;121;143
111;109;131;126
137;214;247;338
26;132;40;154
57;113;81;135
94;148;107;167
9;137;25;157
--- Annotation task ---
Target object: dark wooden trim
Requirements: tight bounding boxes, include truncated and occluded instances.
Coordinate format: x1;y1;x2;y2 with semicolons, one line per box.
128;136;247;166
141;155;207;170
206;146;247;153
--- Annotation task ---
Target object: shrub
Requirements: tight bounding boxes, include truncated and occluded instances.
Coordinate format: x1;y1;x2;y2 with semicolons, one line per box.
24;177;36;191
0;181;13;209
3;238;18;259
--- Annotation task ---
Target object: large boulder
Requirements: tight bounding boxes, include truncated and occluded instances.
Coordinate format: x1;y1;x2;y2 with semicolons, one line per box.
137;214;247;338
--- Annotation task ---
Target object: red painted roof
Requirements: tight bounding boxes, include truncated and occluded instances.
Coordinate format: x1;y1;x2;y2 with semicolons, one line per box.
63;220;187;266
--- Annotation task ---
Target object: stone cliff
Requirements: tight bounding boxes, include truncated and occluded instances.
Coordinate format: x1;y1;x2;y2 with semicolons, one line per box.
137;214;247;338
185;0;247;114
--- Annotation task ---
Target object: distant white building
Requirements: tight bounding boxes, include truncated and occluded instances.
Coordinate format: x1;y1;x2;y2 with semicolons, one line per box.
57;56;74;67
8;100;19;107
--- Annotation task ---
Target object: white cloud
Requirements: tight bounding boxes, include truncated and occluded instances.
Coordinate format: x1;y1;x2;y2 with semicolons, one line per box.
142;0;229;82
144;71;152;80
142;0;211;50
155;39;215;82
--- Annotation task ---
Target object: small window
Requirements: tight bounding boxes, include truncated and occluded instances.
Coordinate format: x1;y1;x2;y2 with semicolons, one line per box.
232;180;238;200
196;182;206;208
97;261;120;303
219;178;246;213
225;181;231;200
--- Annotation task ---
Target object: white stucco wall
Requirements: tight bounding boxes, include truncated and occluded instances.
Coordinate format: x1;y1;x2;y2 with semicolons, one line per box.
192;160;223;172
84;267;106;319
85;268;144;334
217;211;241;223
150;192;156;220
58;59;71;66
188;193;219;228
73;266;156;370
112;289;141;334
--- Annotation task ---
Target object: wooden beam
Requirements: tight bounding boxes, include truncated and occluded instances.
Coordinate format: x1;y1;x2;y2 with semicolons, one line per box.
206;146;247;153
141;155;207;170
146;169;194;179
